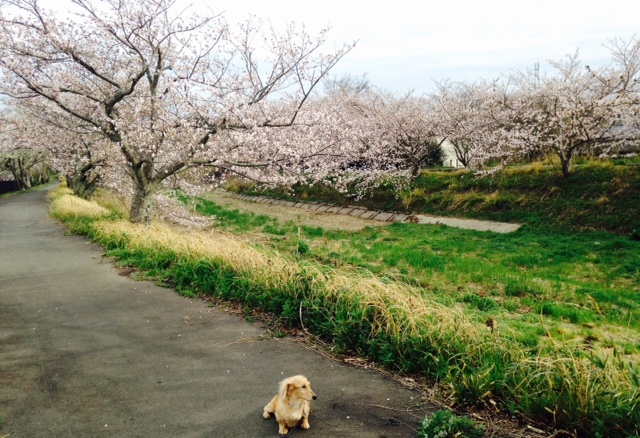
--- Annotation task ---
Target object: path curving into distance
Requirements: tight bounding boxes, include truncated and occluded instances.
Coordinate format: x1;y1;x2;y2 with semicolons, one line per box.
0;186;426;437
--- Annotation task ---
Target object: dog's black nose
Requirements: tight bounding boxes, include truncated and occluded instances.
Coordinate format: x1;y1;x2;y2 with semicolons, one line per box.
313;395;317;400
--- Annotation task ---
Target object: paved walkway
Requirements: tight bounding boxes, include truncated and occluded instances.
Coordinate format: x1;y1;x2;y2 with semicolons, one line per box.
0;187;427;437
218;190;521;233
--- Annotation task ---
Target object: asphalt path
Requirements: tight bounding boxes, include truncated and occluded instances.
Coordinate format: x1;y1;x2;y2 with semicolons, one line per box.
0;186;427;437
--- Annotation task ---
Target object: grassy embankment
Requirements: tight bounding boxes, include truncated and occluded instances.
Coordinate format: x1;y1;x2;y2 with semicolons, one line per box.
48;158;640;437
236;158;639;235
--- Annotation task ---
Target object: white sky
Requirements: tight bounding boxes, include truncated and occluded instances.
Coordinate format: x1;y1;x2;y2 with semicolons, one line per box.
43;0;640;93
213;0;639;93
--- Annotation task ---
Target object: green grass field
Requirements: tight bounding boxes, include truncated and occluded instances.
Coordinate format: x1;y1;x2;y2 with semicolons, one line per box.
188;191;640;358
194;158;640;353
49;158;640;437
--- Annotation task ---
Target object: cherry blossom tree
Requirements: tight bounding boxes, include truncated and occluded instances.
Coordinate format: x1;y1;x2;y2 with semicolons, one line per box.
344;90;444;177
595;36;640;153
0;108;53;190
7;98;119;199
430;80;502;168
481;78;548;166
507;43;639;176
0;150;49;189
0;0;353;224
526;52;620;176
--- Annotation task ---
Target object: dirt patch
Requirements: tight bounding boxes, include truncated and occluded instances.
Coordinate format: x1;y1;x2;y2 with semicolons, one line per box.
203;191;387;231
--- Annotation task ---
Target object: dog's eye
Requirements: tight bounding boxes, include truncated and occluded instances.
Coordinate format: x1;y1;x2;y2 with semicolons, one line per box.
302;385;306;388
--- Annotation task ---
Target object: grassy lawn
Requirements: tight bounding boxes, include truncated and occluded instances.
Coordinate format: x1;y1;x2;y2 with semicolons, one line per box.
188;195;640;359
48;158;640;437
235;157;640;235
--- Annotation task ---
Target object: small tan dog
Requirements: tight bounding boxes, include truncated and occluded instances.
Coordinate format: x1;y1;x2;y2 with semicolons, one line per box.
263;375;317;435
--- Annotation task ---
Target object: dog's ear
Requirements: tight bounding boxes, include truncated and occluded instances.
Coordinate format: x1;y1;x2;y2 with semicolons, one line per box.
286;383;295;396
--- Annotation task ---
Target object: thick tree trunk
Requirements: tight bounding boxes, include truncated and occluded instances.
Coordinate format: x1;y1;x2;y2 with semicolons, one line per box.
7;162;31;191
129;179;156;225
561;158;571;177
72;177;97;200
66;170;99;200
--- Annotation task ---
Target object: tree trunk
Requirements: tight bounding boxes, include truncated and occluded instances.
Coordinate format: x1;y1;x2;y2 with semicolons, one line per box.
67;175;98;200
411;162;421;178
66;164;100;200
559;150;572;177
6;159;31;191
129;179;156;225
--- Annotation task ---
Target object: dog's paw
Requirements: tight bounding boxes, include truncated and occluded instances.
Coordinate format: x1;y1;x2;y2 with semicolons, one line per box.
262;411;272;419
301;420;310;430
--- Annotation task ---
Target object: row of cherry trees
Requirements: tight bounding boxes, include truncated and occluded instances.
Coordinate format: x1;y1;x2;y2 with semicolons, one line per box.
0;0;359;223
0;108;53;190
323;39;640;179
1;0;639;224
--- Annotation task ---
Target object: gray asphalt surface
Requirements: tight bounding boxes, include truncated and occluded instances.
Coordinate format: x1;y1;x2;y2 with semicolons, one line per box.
0;186;428;437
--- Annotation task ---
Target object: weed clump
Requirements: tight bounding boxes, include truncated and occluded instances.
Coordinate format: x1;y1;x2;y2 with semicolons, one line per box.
418;410;484;438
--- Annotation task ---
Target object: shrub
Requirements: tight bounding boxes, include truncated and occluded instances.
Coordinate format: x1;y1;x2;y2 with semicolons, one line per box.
418;410;484;438
462;293;499;311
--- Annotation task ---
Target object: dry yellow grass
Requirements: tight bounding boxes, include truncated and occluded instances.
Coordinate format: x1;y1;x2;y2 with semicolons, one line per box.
47;185;73;200
92;189;130;217
50;194;111;219
93;221;300;286
91;219;485;346
324;272;476;340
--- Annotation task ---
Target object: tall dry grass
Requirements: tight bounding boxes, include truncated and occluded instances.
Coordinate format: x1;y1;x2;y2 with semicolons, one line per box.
49;192;111;220
90;220;475;340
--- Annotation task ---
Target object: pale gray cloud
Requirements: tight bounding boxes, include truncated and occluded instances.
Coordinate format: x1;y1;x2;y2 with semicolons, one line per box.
41;0;640;92
213;0;639;91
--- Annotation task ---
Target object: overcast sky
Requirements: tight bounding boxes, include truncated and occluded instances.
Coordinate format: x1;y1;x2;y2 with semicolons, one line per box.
214;0;639;93
44;0;640;93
